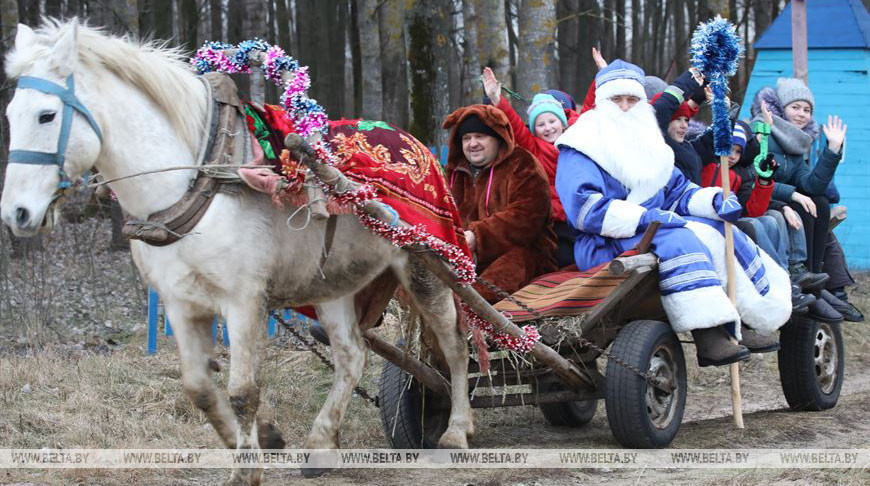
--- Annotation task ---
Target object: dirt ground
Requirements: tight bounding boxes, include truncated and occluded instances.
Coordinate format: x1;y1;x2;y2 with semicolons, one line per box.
1;222;868;485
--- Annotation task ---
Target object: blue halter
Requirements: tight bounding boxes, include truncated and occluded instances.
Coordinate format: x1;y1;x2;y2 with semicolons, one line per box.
8;74;103;189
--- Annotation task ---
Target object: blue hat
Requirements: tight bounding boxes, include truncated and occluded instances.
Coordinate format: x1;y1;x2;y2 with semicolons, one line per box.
527;93;568;131
543;89;576;111
732;123;748;150
594;59;647;103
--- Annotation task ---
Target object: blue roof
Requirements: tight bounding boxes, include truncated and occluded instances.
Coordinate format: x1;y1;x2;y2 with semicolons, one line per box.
755;0;870;49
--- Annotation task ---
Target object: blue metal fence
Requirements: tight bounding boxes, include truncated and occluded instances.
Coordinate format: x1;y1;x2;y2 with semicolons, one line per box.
146;287;312;354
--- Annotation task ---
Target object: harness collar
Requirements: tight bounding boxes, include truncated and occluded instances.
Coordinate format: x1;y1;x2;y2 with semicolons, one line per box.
8;74;103;189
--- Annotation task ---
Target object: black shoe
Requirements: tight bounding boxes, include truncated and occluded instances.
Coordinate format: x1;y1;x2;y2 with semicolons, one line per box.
789;264;830;291
792;283;816;312
820;289;864;322
740;325;781;353
806;298;844;324
831;288;850;302
308;322;330;346
691;327;752;367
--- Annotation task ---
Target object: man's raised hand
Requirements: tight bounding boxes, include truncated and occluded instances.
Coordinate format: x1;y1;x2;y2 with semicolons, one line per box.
482;67;501;105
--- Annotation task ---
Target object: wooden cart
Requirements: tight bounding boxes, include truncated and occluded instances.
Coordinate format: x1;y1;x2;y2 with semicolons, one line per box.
282;134;845;450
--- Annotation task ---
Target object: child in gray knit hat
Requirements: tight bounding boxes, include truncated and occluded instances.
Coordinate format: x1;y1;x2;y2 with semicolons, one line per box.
776;77;816;130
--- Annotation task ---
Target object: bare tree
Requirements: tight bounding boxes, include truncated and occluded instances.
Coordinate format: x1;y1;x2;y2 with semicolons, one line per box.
517;0;556;96
461;0;482;105
358;0;383;120
379;0;409;127
475;0;510;83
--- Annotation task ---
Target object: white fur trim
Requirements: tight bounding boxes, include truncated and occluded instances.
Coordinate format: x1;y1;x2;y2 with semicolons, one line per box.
683;221;791;335
555;101;674;205
686;186;723;220
662;285;739;333
601;200;645;238
595;78;647;105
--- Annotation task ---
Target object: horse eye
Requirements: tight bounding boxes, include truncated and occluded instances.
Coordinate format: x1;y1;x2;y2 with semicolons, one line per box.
39;112;56;124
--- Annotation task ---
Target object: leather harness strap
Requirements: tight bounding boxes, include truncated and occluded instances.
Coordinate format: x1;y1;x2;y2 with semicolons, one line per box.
122;73;245;246
320;215;338;268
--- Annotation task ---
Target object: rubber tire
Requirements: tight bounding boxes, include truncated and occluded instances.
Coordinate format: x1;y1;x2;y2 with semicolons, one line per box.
538;378;597;427
378;360;447;449
778;316;844;411
604;320;687;449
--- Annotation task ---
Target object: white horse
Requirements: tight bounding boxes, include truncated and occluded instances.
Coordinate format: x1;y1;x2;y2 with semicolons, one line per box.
1;20;473;484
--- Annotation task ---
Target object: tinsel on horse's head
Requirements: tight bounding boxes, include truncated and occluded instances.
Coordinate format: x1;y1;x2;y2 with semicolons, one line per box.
689;15;743;157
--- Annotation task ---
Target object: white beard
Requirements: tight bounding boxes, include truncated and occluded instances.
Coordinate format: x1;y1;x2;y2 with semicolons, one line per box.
556;98;675;204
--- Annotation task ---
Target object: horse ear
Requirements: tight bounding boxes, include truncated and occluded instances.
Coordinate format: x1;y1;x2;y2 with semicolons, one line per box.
49;23;78;76
14;24;36;50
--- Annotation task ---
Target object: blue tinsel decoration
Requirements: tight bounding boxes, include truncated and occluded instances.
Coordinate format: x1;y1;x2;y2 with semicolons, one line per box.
689;16;743;156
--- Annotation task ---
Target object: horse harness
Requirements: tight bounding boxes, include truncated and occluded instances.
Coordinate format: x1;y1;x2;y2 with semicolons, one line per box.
8;74;103;192
122;73;248;246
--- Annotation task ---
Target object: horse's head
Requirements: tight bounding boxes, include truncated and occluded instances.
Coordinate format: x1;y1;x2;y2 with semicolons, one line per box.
1;21;103;236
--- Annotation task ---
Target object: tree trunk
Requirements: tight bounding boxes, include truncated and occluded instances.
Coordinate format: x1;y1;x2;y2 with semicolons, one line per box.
517;0;556;96
631;0;640;62
461;0;482;105
557;0;579;100
275;0;291;55
16;0;36;26
430;0;450;148
576;0;600;94
44;0;61;18
408;4;435;144
616;0;626;59
1;0;41;256
475;0;510;84
359;0;383;120
378;0;409;127
673;0;687;74
210;0;223;40
602;0;616;61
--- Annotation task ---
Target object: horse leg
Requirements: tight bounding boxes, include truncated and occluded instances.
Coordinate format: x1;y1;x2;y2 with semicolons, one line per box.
224;297;267;485
400;260;474;448
165;303;239;448
305;295;365;450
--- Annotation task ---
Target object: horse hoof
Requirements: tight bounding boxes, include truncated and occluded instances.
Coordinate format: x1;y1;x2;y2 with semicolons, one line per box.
300;467;331;478
437;428;468;449
258;421;286;450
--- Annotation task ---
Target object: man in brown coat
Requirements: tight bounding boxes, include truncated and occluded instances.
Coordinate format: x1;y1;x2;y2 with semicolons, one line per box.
443;104;557;302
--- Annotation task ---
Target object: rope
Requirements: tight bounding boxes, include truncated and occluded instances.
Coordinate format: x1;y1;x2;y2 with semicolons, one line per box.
87;163;252;188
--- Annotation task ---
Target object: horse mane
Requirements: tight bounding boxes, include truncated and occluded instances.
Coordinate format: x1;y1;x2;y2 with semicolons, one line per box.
5;18;205;154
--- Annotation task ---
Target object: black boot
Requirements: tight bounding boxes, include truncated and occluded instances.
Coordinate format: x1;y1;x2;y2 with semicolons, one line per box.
820;289;864;322
691;326;751;367
792;283;815;313
740;325;780;353
789;263;830;291
806;298;844;324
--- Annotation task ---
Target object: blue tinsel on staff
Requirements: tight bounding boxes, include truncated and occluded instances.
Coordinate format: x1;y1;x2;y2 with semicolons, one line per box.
689;16;743;156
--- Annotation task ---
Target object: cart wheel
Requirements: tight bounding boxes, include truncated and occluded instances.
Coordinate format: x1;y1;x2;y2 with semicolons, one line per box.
778;316;844;411
538;376;597;427
604;320;686;448
378;360;449;449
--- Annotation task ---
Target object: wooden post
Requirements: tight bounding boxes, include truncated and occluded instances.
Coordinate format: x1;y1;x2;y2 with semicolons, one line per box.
792;0;809;83
720;156;744;429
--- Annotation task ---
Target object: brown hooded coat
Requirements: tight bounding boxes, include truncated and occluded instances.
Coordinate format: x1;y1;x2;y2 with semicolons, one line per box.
443;105;557;302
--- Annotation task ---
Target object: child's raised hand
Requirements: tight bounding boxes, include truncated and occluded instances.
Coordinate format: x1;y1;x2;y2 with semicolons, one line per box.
760;100;774;126
482;67;501;105
823;115;847;154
